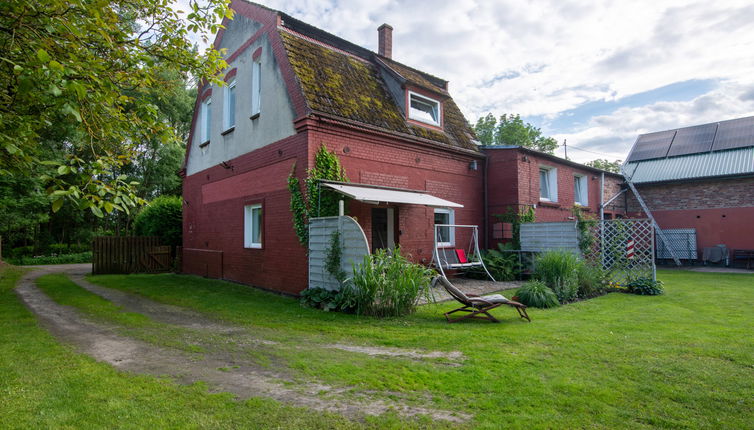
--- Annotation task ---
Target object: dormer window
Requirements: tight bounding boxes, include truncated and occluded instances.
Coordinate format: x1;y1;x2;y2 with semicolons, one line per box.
408;91;440;126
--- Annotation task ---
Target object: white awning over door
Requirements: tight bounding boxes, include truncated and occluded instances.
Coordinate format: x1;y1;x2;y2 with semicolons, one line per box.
321;182;463;208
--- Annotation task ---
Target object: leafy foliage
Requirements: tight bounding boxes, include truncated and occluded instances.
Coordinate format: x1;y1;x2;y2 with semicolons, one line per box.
288;145;349;246
6;252;92;266
572;205;598;254
324;231;347;285
534;250;581;303
133;196;182;247
474;113;558;154
344;248;434;317
467;242;520;281
0;0;231;215
494;205;535;250
576;263;609;299
585;159;622;173
626;278;664;296
516;280;559;308
299;287;355;312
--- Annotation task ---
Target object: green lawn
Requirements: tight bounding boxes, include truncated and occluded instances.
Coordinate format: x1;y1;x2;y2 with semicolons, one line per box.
2;265;753;428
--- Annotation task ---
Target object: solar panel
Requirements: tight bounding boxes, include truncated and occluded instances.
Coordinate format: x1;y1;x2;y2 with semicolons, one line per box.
711;116;754;151
626;130;676;162
667;123;717;157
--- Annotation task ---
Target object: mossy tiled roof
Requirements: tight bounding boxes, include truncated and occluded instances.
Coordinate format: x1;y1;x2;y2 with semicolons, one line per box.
279;30;478;152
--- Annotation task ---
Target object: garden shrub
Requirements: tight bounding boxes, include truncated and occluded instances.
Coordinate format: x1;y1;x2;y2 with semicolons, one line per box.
467;243;520;281
8;252;92;266
300;287;355;312
534;250;581;303
576;263;608;298
626;278;664;295
344;248;434;317
133;196;182;247
516;280;559;308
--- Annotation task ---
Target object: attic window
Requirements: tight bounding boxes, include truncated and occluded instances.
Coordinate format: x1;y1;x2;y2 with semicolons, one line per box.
408;91;440;126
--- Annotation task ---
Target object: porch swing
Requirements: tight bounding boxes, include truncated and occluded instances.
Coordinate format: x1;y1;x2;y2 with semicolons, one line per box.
431;224;496;282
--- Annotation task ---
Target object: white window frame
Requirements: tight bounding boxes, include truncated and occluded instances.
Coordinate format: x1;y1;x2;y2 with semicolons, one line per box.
224;79;236;131
434;208;455;247
408;91;441;126
539;166;558;202
201;98;212;143
244;204;262;249
251;59;261;117
574;174;588;206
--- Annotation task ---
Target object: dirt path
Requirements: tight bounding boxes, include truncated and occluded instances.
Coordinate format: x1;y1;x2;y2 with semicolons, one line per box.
15;265;469;423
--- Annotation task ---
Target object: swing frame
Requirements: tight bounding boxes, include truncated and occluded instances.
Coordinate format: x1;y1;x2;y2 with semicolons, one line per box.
431;224;496;282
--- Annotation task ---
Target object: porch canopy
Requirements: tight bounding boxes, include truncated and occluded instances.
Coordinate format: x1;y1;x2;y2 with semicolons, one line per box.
321;181;463;208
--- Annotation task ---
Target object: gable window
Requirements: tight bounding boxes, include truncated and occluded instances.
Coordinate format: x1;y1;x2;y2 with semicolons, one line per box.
574;175;588;206
224;79;236;131
408;91;440;126
434;208;455;247
244;204;262;248
251;59;261;117
201;98;212;143
539;166;558;202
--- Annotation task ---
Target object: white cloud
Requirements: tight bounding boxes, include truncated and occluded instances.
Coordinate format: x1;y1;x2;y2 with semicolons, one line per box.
200;0;754;161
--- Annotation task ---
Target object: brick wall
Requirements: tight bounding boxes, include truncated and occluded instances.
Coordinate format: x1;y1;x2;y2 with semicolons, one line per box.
485;147;626;245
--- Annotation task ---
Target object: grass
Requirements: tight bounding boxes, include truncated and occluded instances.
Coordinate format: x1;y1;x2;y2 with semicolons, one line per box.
1;263;752;428
0;264;388;429
84;269;753;429
6;252;92;265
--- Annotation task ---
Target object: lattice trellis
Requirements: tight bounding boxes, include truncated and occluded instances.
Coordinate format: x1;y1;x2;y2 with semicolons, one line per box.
583;219;655;285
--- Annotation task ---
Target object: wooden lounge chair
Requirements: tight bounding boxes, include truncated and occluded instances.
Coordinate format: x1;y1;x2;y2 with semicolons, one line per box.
431;276;530;323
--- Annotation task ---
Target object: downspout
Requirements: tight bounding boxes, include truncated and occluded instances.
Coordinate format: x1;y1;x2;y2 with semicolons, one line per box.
483;154;489;249
599;172;605;220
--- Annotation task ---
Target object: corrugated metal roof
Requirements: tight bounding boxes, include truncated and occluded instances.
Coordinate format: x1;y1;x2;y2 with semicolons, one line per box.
624;147;754;183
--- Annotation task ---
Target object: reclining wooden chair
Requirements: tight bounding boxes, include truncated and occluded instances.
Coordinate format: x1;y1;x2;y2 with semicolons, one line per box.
431;276;530;323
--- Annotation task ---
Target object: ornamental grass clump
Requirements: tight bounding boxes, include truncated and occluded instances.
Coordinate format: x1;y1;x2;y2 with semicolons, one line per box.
345;248;434;317
534;250;581;304
516;280;559;308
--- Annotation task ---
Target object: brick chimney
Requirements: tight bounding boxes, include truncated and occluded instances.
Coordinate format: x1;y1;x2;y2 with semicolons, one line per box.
378;24;393;59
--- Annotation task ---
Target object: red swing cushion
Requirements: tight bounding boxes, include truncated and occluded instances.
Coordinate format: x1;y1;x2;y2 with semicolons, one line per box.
455;249;468;264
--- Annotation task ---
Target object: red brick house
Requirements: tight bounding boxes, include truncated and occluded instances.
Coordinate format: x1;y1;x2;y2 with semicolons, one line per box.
483;146;626;246
623;116;754;257
181;1;485;294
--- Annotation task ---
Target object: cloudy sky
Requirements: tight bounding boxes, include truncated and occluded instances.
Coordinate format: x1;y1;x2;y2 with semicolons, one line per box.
197;0;754;163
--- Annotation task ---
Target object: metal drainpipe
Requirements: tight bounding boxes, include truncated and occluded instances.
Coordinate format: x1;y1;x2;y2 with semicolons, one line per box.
600;172;605;220
483;155;489;249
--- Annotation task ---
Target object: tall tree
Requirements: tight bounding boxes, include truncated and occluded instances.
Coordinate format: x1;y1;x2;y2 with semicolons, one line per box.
0;0;231;218
473;113;559;154
585;159;622;173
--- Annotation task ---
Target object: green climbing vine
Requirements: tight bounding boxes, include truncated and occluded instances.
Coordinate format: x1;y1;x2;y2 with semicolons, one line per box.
288;144;349;246
572;205;598;254
325;230;347;285
494;205;535;249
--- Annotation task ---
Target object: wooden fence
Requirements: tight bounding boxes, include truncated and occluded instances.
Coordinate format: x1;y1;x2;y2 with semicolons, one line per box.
92;236;174;275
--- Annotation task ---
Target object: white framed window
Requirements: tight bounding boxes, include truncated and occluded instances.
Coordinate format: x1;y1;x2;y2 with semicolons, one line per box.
574;175;588;206
244;204;262;248
539;166;558;202
201;98;212;143
408;91;440;126
434;208;455;247
251;59;261;117
224;79;236;130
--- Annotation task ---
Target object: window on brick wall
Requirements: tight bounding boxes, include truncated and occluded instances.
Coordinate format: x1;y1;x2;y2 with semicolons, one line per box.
574;174;588;206
244;204;262;248
539;166;558;202
434;208;455;247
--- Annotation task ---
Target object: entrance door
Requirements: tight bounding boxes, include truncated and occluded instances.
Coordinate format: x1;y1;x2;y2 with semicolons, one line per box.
371;208;395;252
